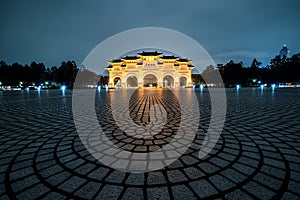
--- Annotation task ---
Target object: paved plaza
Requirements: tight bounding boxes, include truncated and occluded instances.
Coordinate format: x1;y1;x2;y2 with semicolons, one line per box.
0;88;300;199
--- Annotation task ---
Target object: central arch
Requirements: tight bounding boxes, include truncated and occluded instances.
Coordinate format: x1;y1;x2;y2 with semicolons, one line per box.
126;76;138;88
143;74;158;87
163;75;174;87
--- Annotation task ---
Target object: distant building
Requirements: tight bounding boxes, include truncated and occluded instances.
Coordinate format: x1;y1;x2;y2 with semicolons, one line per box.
279;44;289;58
105;51;194;88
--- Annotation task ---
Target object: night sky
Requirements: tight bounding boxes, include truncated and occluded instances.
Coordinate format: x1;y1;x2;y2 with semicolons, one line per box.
1;0;299;70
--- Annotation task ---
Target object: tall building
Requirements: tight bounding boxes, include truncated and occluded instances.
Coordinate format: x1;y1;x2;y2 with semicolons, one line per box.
279;44;289;58
106;51;194;88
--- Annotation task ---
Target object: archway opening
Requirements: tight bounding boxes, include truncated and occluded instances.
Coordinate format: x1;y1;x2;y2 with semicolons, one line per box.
163;75;174;87
113;77;121;88
179;77;187;87
143;74;157;87
127;76;138;88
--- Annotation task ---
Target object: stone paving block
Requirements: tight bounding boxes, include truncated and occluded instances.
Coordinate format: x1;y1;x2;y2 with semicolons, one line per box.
16;183;49;199
183;167;205;180
210;157;230;168
105;170;126;184
58;154;77;163
232;163;256;176
74;181;101;199
35;153;54;162
171;185;197;200
9;167;34;181
242;181;275;200
147;187;170;200
189;180;218;198
253;172;282;190
74;163;96;175
167;170;188;183
198;162;220;174
147;171;167;185
42;192;66;200
39;165;64;178
125;173;144;185
263;158;285;169
238;157;259;168
281;192;299;200
218;152;236;162
167;160;184;169
35;160;57;171
87;167;110;180
288;180;300;195
46;171;71;186
220;168;247;184
209;174;235;192
57;176;86;193
11;175;40;193
14;153;35;162
95;184;123;199
180;155;199;165
260;165;286;179
225;189;254;200
122;187;144;200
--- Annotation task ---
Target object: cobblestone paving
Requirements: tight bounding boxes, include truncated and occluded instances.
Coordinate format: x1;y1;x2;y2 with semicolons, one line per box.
0;88;300;199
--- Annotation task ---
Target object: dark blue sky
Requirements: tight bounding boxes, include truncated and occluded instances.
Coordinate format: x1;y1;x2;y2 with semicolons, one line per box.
1;0;299;68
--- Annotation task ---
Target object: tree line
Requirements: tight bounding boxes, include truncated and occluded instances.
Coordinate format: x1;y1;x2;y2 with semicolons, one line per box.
0;60;101;88
0;52;299;88
192;53;300;87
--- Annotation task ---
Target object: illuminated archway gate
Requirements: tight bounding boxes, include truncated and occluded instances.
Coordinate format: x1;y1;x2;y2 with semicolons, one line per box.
75;27;227;173
106;52;194;88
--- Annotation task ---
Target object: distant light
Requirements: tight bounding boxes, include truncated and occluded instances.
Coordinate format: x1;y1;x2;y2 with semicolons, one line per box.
26;87;29;92
45;82;49;85
236;84;240;90
0;81;2;85
260;85;264;90
61;85;66;91
252;79;257;83
40;83;43;86
37;86;41;91
97;85;101;92
200;84;204;91
258;81;261;84
271;84;276;90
